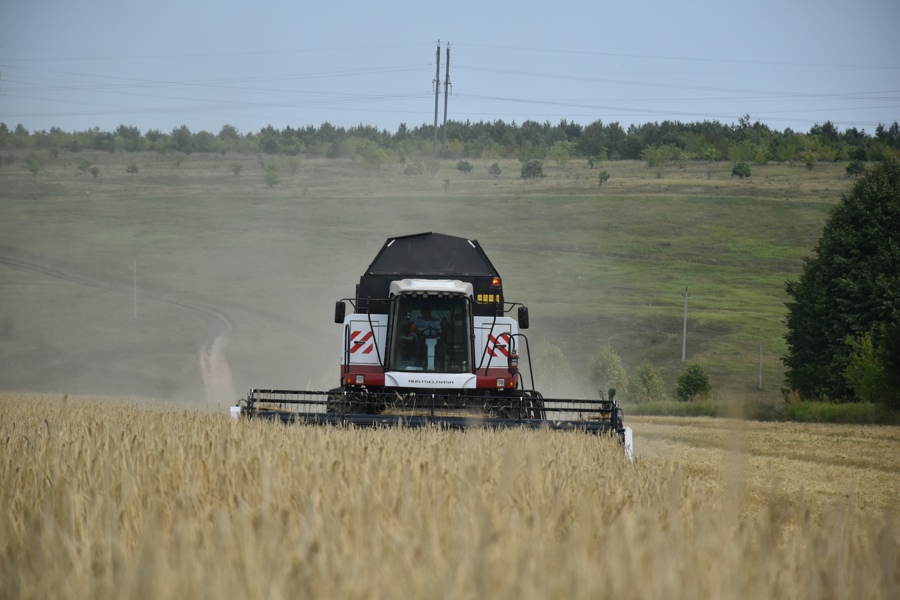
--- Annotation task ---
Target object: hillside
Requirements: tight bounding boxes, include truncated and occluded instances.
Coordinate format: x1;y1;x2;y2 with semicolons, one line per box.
0;150;853;403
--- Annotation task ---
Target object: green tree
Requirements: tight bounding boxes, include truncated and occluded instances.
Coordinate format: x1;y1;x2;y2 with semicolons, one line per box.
171;125;193;154
25;153;41;176
488;162;502;177
628;360;667;403
641;144;683;168
89;166;100;179
115;124;144;152
597;170;610;189
577;119;606;161
843;331;895;405
126;162;139;176
783;160;900;403
219;124;240;147
675;363;712;401
548;140;574;166
590;345;628;398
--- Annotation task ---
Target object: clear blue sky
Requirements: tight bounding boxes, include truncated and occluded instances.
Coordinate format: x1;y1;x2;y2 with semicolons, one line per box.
2;0;898;135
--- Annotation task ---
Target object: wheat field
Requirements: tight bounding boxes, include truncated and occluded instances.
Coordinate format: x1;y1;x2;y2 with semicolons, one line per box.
2;393;898;599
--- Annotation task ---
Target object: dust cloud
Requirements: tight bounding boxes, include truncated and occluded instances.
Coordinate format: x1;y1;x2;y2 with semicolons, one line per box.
200;333;236;408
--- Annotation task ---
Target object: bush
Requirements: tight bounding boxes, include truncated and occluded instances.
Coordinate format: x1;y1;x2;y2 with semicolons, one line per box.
25;153;41;176
845;160;866;178
675;363;712;401
456;160;473;173
731;162;751;179
598;170;610;189
520;159;544;178
403;162;424;176
263;164;279;188
488;162;502;177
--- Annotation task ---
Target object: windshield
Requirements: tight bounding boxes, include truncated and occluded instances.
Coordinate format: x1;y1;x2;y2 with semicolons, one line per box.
388;295;472;373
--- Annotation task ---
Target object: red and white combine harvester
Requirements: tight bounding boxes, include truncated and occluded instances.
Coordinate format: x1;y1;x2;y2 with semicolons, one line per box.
232;232;633;459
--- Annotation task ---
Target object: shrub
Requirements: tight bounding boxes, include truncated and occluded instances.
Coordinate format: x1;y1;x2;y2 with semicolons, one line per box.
488;162;502;177
598;170;610;189
456;160;473;173
731;162;751;179
263;164;279;188
403;162;424;176
845;160;866;178
520;159;544;178
675;363;712;401
25;153;41;176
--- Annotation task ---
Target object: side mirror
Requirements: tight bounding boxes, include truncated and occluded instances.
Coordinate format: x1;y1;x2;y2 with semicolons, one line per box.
334;301;346;324
517;306;530;329
608;388;617;402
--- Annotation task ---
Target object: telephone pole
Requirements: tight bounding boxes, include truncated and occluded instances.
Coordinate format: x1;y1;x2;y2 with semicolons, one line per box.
133;244;138;319
758;341;763;389
441;44;450;157
681;286;689;361
432;41;441;157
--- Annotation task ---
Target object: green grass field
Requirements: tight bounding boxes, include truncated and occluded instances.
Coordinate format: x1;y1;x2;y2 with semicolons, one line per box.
0;151;849;404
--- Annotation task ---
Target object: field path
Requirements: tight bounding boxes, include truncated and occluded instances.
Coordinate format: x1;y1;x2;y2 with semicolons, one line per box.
0;245;235;406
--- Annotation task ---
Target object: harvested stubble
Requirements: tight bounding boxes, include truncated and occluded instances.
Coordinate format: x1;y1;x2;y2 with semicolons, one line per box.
2;394;898;599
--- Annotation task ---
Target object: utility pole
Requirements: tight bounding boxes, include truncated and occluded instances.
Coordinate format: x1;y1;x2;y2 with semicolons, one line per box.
758;341;763;389
441;43;450;157
432;40;440;157
133;244;138;319
681;286;689;361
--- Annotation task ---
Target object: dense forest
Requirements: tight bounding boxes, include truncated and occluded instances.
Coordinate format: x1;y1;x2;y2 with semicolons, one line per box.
2;116;899;167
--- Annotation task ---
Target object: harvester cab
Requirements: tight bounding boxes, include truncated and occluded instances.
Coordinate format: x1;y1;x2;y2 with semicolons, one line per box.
335;277;526;401
233;232;633;461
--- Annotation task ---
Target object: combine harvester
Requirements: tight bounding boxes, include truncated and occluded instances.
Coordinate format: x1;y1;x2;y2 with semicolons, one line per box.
232;232;633;459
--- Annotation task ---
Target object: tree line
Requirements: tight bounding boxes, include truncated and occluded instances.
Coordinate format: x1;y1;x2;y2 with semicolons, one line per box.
2;116;899;166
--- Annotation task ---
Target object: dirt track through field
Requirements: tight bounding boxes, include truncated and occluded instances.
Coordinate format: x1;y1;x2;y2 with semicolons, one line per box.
0;246;235;406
